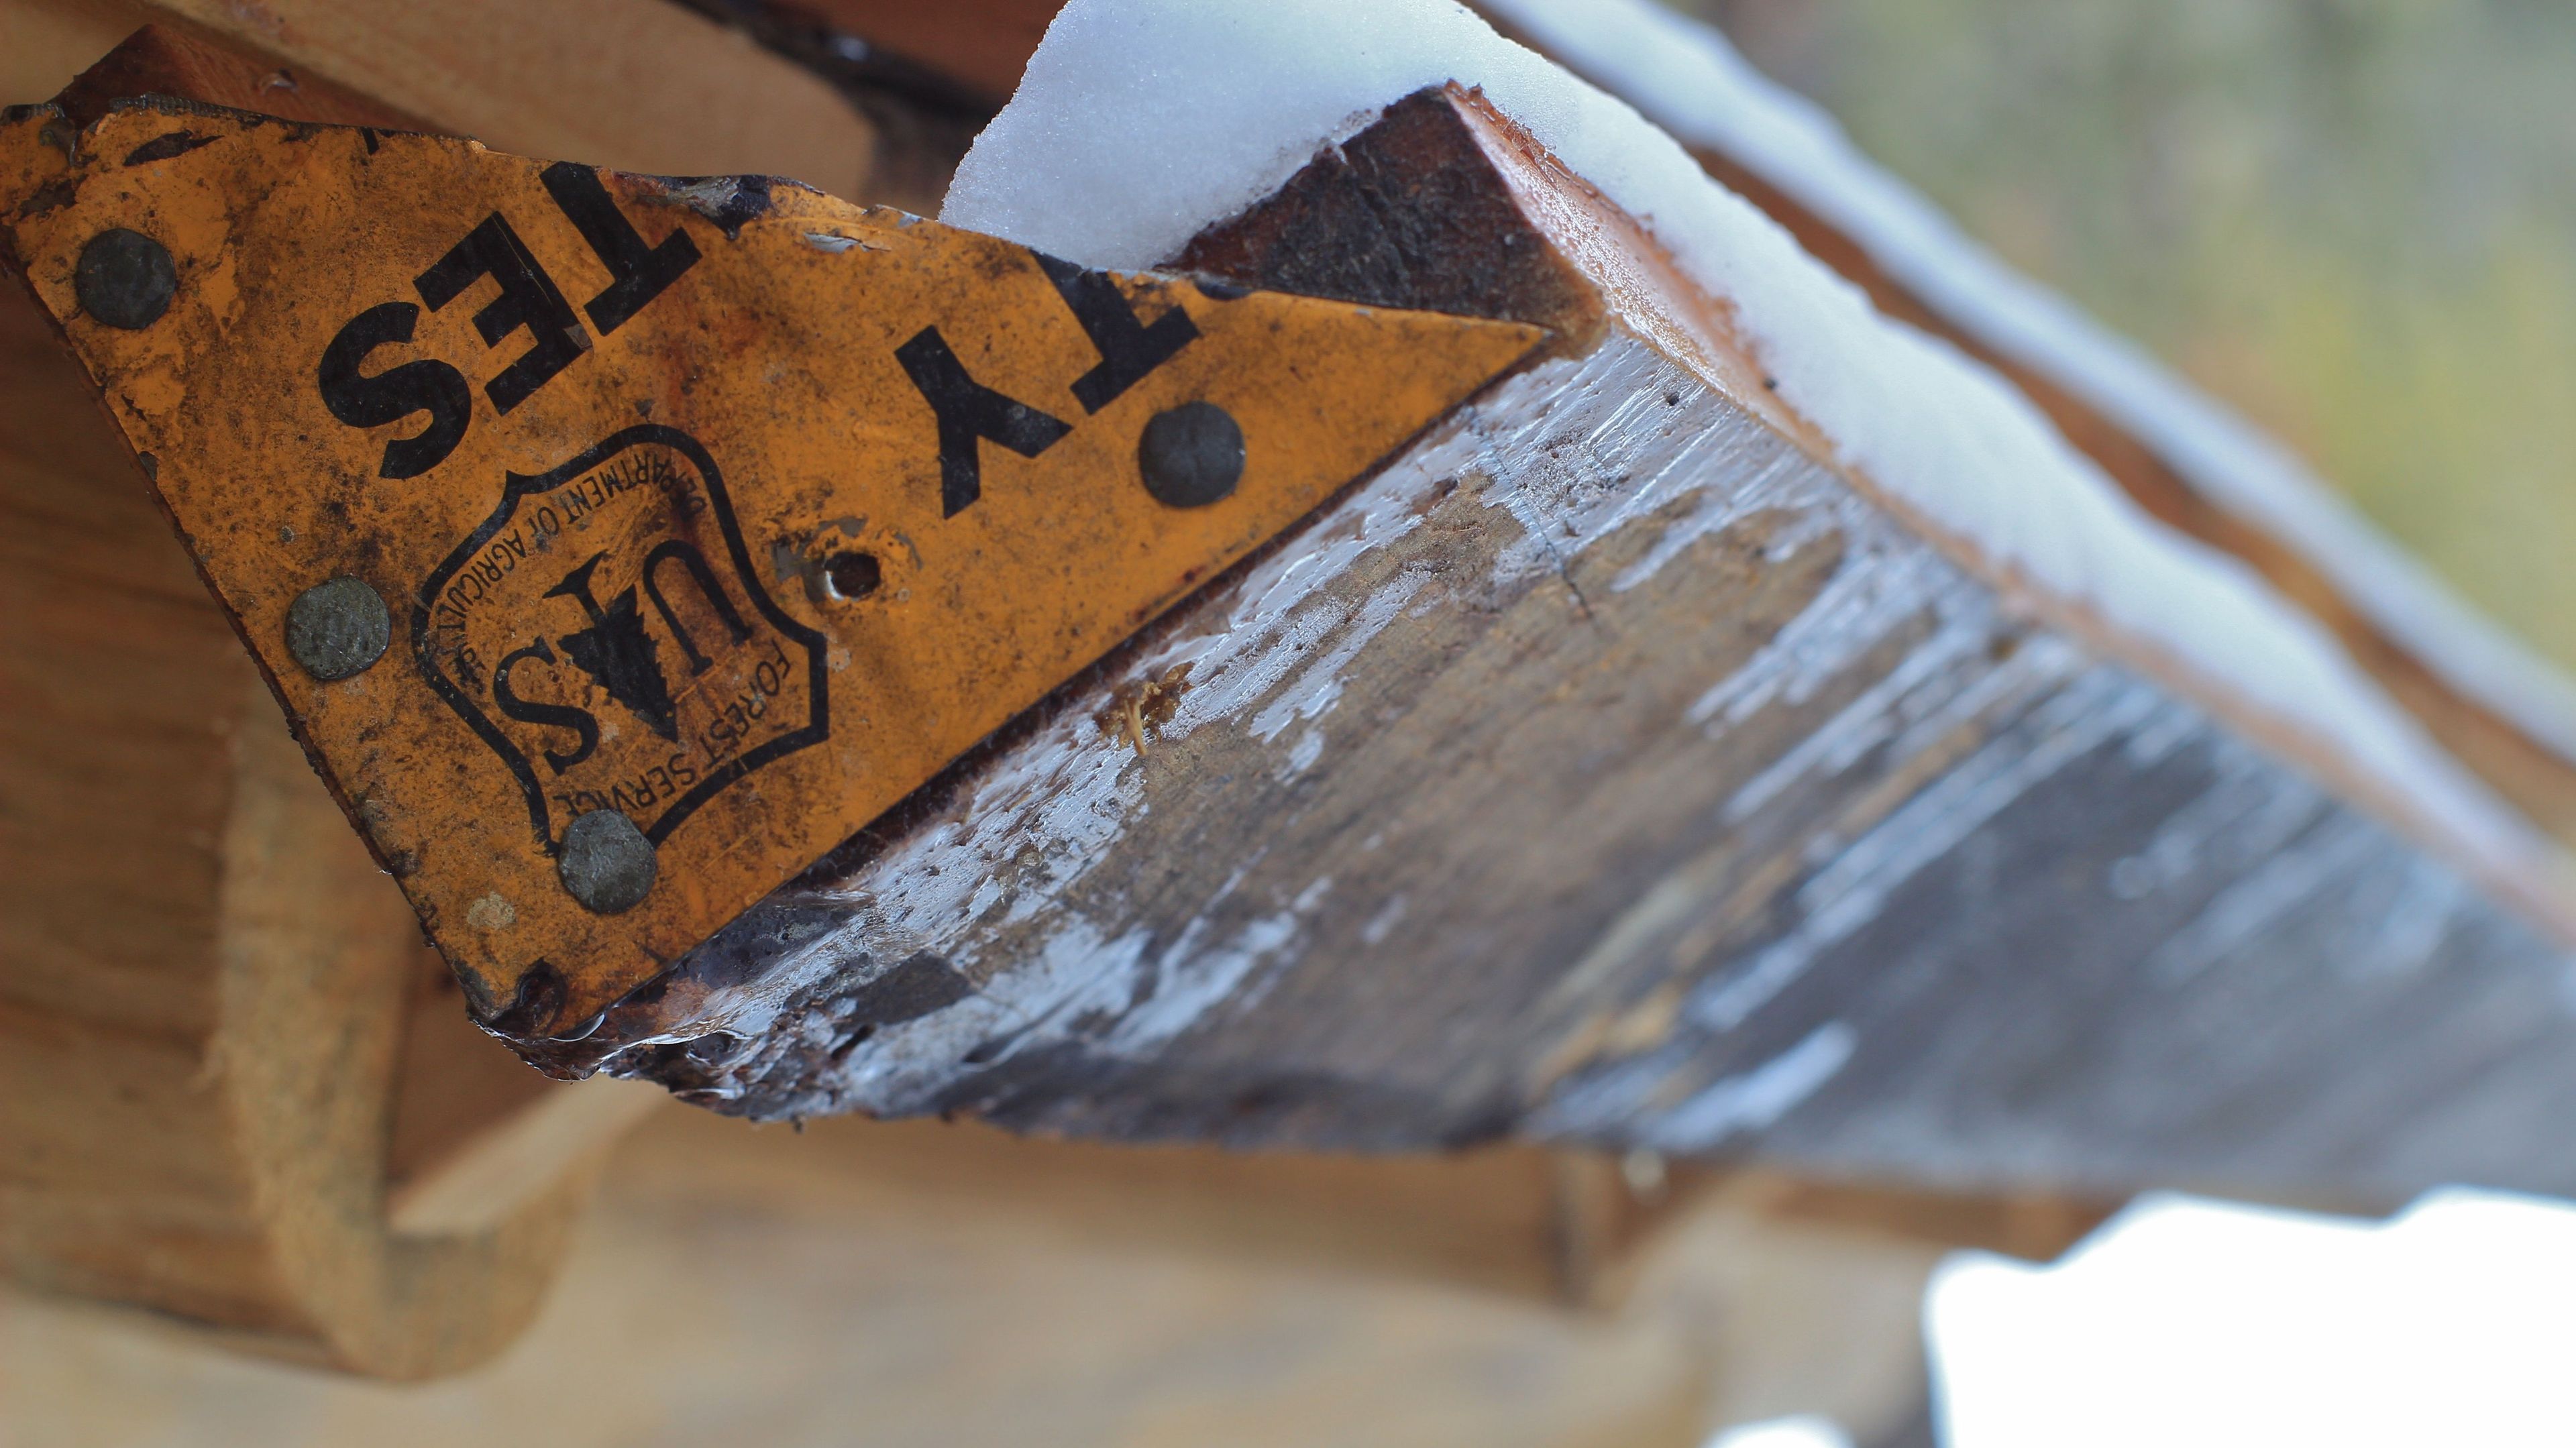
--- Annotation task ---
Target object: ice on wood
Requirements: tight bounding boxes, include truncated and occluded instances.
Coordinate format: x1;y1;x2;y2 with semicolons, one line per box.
945;0;2561;892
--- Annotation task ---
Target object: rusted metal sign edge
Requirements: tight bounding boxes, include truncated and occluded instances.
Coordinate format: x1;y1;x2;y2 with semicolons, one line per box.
0;101;1546;1036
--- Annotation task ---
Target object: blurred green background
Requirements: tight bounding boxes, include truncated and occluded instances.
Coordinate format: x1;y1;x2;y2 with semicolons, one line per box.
1692;0;2576;667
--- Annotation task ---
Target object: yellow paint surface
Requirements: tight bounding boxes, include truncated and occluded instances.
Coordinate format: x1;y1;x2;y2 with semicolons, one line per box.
0;106;1542;1035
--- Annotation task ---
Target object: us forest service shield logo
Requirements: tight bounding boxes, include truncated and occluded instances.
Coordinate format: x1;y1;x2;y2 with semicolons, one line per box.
413;425;829;853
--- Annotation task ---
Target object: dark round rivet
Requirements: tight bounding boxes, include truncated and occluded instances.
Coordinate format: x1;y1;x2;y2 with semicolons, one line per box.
559;809;656;914
74;228;178;330
1137;401;1244;509
284;575;390;681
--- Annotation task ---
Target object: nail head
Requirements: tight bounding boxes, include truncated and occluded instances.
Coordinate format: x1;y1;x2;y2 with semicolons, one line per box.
558;809;657;914
75;228;177;330
284;575;390;681
1137;401;1244;509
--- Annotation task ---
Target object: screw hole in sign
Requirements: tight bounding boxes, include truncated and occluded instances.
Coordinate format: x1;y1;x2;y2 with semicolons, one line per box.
822;550;883;601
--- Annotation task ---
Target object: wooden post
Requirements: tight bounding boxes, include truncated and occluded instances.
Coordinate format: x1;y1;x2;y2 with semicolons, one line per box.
0;23;668;1378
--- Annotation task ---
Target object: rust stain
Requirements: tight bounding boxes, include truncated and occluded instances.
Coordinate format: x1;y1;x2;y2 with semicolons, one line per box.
0;105;1544;1036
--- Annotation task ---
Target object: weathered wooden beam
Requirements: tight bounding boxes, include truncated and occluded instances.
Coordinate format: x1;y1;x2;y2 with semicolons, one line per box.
492;86;2576;1208
743;0;1064;107
17;13;2576;1228
8;1103;1967;1444
41;13;426;132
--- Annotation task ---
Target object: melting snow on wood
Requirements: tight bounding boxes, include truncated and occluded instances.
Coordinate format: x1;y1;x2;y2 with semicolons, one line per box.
946;0;2563;897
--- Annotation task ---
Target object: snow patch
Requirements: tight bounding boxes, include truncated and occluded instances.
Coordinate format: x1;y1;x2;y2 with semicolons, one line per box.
1929;1189;2576;1447
1706;1416;1854;1448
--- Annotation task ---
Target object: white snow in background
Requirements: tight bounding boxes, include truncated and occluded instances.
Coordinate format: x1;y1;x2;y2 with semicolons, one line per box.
1928;1190;2576;1447
1479;0;2576;767
945;0;2553;888
1705;1415;1854;1448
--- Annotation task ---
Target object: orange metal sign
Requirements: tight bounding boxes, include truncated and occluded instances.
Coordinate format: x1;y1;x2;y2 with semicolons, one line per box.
0;104;1543;1036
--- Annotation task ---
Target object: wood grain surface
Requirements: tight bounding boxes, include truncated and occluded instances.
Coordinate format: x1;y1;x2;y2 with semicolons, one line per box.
2;1107;1963;1448
0;25;662;1377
